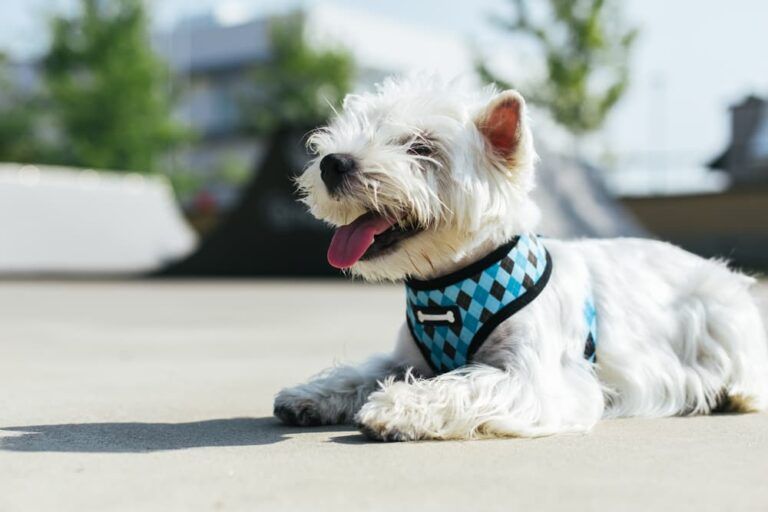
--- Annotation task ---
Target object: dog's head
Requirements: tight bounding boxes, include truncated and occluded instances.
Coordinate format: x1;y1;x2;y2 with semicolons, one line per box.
296;75;540;281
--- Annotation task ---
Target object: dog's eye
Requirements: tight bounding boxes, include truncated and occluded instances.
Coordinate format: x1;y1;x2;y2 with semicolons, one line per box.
408;141;434;157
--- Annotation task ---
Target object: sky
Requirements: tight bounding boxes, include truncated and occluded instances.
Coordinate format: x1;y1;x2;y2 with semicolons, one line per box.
2;0;767;187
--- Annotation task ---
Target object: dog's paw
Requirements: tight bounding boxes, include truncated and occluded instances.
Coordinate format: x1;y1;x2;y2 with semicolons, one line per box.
354;390;430;442
273;390;325;427
356;420;415;442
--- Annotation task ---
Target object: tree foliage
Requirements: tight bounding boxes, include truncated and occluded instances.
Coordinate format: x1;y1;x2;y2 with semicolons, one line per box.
0;54;42;163
42;0;185;172
480;0;637;135
242;13;354;135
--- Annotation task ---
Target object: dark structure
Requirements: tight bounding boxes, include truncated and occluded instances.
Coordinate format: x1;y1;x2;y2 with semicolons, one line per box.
709;95;768;186
160;128;339;277
623;190;768;271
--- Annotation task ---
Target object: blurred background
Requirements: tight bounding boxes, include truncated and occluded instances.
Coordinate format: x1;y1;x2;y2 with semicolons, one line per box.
1;0;767;277
3;5;767;508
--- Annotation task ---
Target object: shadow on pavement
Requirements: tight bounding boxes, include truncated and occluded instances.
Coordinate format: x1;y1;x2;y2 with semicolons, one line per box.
0;417;359;453
326;433;375;445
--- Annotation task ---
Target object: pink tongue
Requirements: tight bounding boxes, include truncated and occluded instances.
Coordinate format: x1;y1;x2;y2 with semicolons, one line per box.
328;213;395;269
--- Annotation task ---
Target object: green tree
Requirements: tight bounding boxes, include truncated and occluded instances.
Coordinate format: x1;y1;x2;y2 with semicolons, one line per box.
0;54;42;163
43;0;184;172
479;0;637;136
242;12;354;135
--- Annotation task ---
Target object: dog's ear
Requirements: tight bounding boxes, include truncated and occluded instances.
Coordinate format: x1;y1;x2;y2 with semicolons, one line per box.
475;90;525;160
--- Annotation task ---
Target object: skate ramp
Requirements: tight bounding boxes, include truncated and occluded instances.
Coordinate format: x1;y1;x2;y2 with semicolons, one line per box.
534;146;646;238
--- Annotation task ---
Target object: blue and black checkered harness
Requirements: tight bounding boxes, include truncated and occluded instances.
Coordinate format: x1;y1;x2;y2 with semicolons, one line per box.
405;234;597;374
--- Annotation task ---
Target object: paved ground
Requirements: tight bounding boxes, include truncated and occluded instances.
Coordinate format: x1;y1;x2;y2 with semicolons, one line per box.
1;280;767;511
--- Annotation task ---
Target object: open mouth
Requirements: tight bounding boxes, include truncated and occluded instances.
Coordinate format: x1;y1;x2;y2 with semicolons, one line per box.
327;212;421;269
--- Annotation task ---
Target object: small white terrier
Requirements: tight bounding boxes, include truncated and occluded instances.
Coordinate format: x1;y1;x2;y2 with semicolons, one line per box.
274;75;768;441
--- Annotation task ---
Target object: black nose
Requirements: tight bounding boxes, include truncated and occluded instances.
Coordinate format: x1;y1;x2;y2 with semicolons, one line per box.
320;153;356;194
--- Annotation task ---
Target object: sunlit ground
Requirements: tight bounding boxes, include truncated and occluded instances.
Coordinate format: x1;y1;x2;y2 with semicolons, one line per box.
1;279;767;511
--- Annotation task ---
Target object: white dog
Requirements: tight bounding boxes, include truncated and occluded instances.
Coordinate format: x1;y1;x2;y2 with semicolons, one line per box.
274;75;768;441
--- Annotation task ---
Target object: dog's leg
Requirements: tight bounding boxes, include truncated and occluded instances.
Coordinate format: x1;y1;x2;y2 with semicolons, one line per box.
273;354;403;426
678;270;768;414
356;358;604;441
274;323;429;426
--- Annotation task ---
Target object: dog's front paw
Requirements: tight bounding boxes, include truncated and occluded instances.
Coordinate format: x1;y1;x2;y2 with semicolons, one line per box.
356;419;416;442
273;389;326;426
354;387;431;442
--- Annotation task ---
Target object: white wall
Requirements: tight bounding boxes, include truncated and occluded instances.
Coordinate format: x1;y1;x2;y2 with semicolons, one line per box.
0;164;197;275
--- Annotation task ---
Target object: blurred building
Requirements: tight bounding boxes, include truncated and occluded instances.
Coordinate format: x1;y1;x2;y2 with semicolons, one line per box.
153;4;473;176
708;95;768;186
622;94;768;270
3;59;40;93
153;15;270;175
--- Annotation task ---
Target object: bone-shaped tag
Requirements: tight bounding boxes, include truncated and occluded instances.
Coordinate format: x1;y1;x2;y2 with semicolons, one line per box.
417;310;455;324
412;305;461;327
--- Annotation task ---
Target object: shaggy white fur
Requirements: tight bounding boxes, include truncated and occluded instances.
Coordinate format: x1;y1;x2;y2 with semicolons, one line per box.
275;74;768;441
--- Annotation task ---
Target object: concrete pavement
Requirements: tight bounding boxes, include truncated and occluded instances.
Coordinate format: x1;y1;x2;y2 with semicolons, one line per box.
1;280;767;511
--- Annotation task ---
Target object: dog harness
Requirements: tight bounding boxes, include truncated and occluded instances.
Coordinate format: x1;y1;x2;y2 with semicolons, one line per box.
405;234;597;374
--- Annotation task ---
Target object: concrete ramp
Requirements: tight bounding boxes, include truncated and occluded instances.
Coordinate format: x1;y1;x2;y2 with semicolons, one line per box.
0;164;197;275
534;146;647;238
